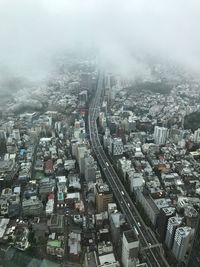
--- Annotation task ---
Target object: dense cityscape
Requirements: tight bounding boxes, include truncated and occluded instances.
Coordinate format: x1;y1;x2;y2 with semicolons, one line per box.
1;1;200;267
0;56;199;267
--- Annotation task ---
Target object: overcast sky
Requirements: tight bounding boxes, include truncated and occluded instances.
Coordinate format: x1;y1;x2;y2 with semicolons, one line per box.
0;0;200;83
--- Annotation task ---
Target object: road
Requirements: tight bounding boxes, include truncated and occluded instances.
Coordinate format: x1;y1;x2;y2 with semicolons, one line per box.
88;73;169;267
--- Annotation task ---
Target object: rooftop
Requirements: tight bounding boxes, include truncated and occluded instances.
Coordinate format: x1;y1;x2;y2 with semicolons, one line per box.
99;253;117;265
47;240;61;248
124;229;138;243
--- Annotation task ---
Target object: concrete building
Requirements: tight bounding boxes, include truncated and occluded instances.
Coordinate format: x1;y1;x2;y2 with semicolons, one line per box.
118;157;132;181
0;130;7;156
47;214;64;234
68;174;81;191
44;159;54;175
96;183;113;213
12;129;20;141
47;236;64;258
135;190;160;226
84;155;97;182
39;177;55;201
77;144;88;174
110;138;124;156
103;128;111;149
57;176;67;193
193;128;200;143
187;215;200;267
68;231;81;262
98;241;113;255
64;159;76;171
46;199;54;215
0;217;9;239
121;230;139;267
22;197;43;216
165;217;183;249
79;90;88;105
108;203;117;214
172;226;192;261
99;112;107;129
157;207;176;242
109;211;126;256
128;172;144;192
153;126;169;145
99;253;119;267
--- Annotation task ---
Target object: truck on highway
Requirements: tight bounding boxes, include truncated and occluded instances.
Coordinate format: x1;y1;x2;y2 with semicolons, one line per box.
133;226;139;236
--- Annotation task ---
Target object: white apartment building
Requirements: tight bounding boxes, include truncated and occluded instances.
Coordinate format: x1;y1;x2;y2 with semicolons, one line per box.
154;126;169;145
172;226;192;261
165;216;183;249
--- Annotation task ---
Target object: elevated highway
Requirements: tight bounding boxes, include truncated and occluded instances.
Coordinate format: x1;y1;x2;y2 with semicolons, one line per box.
88;73;169;267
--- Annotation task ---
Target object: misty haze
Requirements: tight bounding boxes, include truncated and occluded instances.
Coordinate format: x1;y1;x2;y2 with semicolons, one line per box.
0;1;200;267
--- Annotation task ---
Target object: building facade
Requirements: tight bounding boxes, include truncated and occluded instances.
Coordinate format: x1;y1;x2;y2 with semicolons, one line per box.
165;216;183;249
172;226;192;261
121;230;139;267
187;215;200;267
153;126;169;145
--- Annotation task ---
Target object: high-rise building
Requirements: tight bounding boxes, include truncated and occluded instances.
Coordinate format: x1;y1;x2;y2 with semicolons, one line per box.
0;130;7;156
121;230;139;267
77;144;88;175
165;216;183;249
157;207;176;242
84;155;97;182
96;183;113;213
153;126;169;145
79;90;88;106
187;215;200;267
193;128;200;143
104;74;111;102
172;226;192;261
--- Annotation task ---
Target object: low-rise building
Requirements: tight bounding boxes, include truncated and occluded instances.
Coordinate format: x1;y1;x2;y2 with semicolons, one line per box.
99;253;119;267
47;214;64;234
22;197;43;217
47;234;64;258
68;231;81;262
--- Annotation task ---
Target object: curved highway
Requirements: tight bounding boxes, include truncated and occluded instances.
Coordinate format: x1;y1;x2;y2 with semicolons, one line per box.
88;73;169;267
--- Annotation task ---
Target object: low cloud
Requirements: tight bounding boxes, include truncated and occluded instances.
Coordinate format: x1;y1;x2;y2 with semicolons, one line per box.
0;0;200;86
